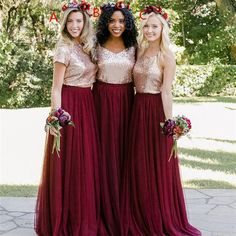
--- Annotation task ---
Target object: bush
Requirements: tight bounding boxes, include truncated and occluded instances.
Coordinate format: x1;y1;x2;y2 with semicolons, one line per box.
173;65;236;97
0;38;53;108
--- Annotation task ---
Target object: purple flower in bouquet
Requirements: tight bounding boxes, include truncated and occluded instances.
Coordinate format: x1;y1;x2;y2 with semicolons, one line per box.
161;119;176;136
58;113;71;126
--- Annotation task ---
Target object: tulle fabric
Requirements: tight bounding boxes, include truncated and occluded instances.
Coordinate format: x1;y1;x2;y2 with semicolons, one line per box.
93;81;134;236
121;93;201;236
35;85;100;236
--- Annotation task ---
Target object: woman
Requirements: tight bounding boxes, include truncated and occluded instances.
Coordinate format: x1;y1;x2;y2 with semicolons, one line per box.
35;2;100;235
122;6;201;236
93;2;137;235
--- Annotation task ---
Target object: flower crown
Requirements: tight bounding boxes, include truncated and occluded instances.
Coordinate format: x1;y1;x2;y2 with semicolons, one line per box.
100;1;131;13
142;6;171;27
62;1;92;16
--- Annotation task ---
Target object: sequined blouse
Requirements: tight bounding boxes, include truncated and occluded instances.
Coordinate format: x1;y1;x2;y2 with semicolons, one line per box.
53;42;97;87
133;53;163;94
96;45;135;84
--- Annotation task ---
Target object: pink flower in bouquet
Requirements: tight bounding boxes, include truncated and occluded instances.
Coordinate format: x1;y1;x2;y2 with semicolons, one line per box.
182;117;192;129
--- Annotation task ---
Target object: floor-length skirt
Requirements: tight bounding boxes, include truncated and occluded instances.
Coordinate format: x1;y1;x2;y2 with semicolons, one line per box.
122;93;201;236
93;81;134;236
35;85;100;236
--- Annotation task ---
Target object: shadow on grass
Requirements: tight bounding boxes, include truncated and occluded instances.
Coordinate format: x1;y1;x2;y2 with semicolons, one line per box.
173;96;236;104
194;137;236;144
179;147;236;175
184;179;236;189
0;185;38;197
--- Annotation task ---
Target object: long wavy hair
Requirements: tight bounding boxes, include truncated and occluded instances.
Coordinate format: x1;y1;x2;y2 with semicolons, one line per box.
138;12;171;60
96;7;138;49
57;8;94;55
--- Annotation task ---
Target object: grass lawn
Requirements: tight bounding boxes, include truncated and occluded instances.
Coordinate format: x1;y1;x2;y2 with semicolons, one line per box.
0;96;235;196
178;138;236;189
174;96;236;189
0;185;38;197
173;96;236;104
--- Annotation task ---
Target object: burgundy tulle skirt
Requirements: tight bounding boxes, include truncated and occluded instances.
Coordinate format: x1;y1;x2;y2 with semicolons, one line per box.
121;93;201;236
35;85;100;236
93;81;134;236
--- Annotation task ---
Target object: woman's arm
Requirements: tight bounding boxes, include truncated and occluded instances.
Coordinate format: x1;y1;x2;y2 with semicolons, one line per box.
51;62;66;110
161;51;176;120
48;62;66;136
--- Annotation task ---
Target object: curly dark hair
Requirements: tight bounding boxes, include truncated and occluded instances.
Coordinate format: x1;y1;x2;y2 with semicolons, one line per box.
96;7;138;49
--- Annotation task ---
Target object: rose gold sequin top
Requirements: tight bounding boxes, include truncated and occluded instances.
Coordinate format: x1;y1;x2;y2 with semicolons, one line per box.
53;42;97;87
96;45;135;84
133;53;163;94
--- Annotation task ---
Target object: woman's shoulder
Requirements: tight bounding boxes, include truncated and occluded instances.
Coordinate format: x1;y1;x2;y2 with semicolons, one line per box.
53;40;73;65
163;49;175;60
55;39;74;52
162;49;176;67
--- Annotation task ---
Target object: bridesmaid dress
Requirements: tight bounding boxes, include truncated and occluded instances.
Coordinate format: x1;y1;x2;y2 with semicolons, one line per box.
93;45;135;236
122;53;201;236
35;42;100;236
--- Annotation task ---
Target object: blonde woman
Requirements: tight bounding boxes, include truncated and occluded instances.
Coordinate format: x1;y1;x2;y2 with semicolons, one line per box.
121;6;201;236
35;2;100;235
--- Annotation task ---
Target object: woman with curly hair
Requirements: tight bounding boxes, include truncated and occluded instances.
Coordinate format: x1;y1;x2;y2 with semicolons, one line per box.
93;2;137;235
121;6;201;236
35;2;100;235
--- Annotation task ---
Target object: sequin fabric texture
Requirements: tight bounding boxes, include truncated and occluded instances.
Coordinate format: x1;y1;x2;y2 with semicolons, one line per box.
53;42;97;87
96;45;135;84
133;53;163;94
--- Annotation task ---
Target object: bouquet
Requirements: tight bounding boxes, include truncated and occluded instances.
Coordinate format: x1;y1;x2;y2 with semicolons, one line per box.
45;108;75;157
160;115;192;160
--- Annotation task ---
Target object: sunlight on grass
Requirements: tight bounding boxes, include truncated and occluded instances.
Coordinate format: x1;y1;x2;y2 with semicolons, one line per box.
194;137;236;144
181;166;236;189
178;138;236;153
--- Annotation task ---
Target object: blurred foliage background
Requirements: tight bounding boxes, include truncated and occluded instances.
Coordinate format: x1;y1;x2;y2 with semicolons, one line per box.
0;0;235;108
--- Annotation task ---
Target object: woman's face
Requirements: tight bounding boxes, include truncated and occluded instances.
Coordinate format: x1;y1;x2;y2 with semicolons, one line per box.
108;11;126;38
143;15;163;43
66;11;84;41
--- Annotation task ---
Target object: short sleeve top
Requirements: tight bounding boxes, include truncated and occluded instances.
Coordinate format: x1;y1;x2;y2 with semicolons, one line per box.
53;42;97;87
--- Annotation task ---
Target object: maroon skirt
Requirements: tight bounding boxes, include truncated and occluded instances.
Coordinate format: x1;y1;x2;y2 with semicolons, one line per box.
122;93;201;236
35;85;100;236
93;81;134;236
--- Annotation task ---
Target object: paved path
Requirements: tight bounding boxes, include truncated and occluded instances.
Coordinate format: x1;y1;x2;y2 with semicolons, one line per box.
0;189;236;236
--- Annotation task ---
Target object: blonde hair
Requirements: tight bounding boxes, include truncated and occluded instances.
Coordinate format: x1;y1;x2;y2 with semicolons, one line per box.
57;8;94;55
138;12;171;60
